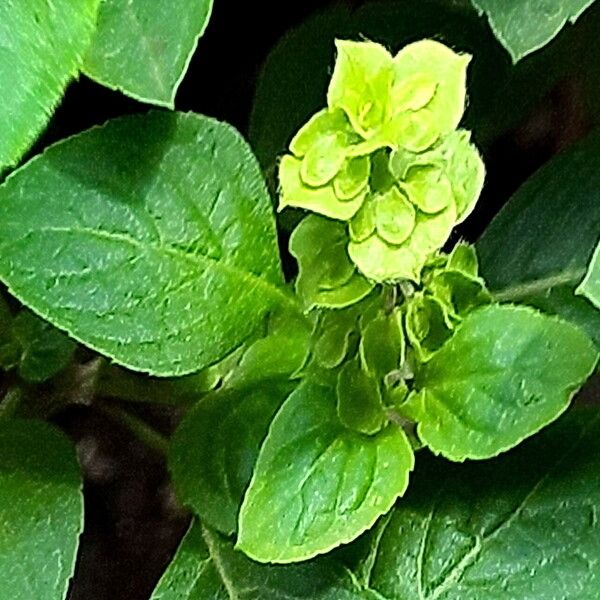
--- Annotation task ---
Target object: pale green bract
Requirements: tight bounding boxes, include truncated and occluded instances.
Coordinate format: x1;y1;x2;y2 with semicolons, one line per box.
279;39;485;283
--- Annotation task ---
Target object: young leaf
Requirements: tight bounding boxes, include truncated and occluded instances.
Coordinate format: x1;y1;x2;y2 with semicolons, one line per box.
393;39;470;136
279;155;367;221
471;0;596;62
343;408;600;600
290;215;374;309
83;0;213;107
336;358;386;435
0;0;100;169
151;521;365;599
348;203;457;282
0;419;83;600
359;309;405;378
576;240;600;309
405;305;597;460
478;131;600;347
327;40;395;138
223;308;313;390
0;112;295;376
405;293;454;361
169;383;294;536
237;381;414;563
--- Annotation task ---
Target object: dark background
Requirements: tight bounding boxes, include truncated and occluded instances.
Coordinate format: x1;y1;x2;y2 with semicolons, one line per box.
14;0;595;598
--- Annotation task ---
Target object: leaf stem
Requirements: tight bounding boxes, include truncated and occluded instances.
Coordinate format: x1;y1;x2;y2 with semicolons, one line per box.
491;268;586;302
95;401;169;456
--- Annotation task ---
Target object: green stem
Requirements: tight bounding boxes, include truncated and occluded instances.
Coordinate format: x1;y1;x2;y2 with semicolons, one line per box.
492;269;586;302
95;401;169;456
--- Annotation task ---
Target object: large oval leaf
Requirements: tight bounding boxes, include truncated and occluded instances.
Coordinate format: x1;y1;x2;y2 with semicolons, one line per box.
406;305;597;460
0;0;100;169
0;112;293;376
237;381;414;563
0;419;83;600
83;0;213;107
478;132;600;348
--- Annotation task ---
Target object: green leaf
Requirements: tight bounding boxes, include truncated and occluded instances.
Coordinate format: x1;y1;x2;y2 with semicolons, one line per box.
471;0;596;62
406;305;597;460
359;309;405;378
0;0;100;169
169;383;293;536
83;0;213;107
9;311;76;383
477;132;600;348
0;419;83;600
312;305;362;369
152;521;366;599
403;165;453;215
576;240;600;309
436;130;485;223
336;358;386;435
279;155;367;221
348;203;457;282
374;188;416;245
327;40;394;138
427;271;491;320
224;310;313;390
0;111;294;377
393;39;470;136
290;215;374;309
342;408;600;600
405;293;454;361
290;108;358;157
237;381;414;563
159;410;600;598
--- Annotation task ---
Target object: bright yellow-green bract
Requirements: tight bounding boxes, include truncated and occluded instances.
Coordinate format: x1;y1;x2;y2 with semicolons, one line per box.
278;38;485;283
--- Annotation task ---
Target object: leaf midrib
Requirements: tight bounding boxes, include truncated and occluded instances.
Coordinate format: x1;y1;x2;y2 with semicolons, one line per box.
8;224;300;315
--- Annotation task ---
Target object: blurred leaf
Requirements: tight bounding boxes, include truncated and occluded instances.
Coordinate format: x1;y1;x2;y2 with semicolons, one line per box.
471;0;596;61
478;132;600;347
10;311;76;383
